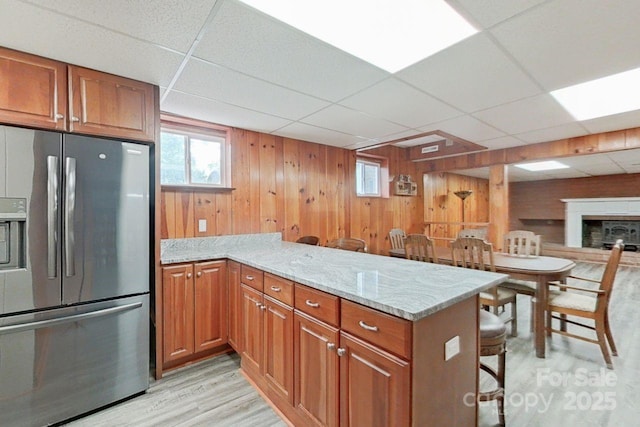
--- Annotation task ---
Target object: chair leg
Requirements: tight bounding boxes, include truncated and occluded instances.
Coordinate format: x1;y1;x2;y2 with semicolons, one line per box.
546;307;552;337
604;313;618;356
595;320;613;370
530;298;535;333
510;300;518;337
497;350;506;426
559;313;567;332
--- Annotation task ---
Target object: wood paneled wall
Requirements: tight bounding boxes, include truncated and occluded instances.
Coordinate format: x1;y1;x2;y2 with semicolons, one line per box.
422;172;489;243
510;172;640;244
161;129;423;255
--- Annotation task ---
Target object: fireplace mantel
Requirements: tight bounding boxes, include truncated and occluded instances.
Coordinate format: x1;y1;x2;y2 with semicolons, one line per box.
561;198;640;247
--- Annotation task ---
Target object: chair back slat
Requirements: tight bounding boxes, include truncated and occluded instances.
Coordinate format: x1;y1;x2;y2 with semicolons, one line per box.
296;235;320;245
327;237;367;252
404;234;438;264
600;239;624;306
388;228;406;250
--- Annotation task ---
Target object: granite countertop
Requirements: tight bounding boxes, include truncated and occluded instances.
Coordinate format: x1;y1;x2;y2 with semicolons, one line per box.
161;233;508;321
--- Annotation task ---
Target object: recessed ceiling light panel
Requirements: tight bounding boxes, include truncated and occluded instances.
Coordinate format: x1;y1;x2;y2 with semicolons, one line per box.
550;67;640;121
514;160;570;172
238;0;477;73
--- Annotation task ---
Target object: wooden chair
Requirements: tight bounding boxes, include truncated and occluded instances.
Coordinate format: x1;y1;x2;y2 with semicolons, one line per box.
545;239;624;369
479;310;507;426
404;234;438;264
326;237;367;253
388;228;406;250
500;230;541;331
296;235;320;246
451;237;518;337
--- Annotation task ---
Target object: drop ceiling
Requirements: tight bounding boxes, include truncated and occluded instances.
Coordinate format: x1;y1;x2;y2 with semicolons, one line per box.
2;0;640;175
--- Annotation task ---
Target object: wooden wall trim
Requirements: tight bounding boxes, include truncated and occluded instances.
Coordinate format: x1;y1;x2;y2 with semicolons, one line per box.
416;127;640;173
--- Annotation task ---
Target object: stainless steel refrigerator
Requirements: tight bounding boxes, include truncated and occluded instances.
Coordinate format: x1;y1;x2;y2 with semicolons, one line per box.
0;125;150;426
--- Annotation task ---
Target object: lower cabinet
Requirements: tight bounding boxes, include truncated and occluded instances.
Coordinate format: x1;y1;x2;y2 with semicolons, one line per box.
227;260;243;352
240;284;264;377
162;260;228;369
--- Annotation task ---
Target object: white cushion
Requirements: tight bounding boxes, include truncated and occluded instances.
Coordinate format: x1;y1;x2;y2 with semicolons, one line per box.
480;287;517;303
548;291;597;312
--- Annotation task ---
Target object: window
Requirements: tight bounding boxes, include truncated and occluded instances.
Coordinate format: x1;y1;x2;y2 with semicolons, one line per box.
356;158;381;196
160;116;231;188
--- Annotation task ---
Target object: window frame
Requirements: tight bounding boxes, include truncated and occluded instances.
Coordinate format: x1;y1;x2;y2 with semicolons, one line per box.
160;114;232;191
355;153;389;198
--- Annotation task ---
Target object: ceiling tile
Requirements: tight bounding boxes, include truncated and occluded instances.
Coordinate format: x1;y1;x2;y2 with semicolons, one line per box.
575;165;625;176
301;105;408;139
339;78;461;128
0;1;183;87
274;122;373;148
193;0;388;102
22;0;217;52
419;115;505;142
397;33;541;113
580;110;640;134
162;90;292;134
481;136;526;150
472;94;575;135
562;153;617;168
452;0;548;28
174;58;330;121
606;149;640;166
516;122;589;144
491;0;640;90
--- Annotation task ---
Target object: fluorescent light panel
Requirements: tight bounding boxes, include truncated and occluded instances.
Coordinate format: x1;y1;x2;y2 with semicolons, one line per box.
514;160;569;172
238;0;477;73
551;67;640;121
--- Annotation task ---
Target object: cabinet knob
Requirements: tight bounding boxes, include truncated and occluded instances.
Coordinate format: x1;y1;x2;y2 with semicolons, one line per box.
260;305;266;311
255;301;261;307
186;273;192;278
327;342;336;351
55;113;64;120
197;271;202;277
337;348;346;357
71;116;80;122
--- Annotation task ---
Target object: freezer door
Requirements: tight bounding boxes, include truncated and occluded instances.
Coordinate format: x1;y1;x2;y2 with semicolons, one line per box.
62;135;149;303
0;126;62;315
0;294;149;426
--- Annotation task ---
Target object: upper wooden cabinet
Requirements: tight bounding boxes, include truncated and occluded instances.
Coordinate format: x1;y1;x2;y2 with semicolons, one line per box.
68;65;156;142
0;47;157;142
0;47;67;130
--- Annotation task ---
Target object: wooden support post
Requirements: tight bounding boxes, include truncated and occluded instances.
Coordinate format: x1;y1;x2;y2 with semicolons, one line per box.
489;165;509;250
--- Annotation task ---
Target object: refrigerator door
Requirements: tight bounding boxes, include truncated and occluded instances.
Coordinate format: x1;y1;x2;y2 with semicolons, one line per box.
62;135;149;304
0;126;62;315
0;294;149;426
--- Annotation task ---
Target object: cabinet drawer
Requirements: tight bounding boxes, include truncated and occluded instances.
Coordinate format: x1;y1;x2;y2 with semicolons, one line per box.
341;300;411;359
264;273;294;306
241;265;264;291
294;284;340;327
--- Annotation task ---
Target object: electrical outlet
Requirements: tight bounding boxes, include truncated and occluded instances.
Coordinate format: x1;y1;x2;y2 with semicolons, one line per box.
198;219;207;233
445;336;460;361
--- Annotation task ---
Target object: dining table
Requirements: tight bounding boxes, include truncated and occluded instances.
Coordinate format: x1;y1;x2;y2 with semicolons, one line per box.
389;246;576;358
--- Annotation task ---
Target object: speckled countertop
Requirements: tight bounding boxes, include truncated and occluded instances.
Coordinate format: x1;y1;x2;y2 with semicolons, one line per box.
161;233;508;321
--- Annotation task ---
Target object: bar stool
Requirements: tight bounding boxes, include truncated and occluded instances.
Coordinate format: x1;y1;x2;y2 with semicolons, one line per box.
479;309;507;426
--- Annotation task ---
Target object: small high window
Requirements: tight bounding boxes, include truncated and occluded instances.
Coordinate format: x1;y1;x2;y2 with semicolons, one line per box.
355;155;389;198
160;116;231;188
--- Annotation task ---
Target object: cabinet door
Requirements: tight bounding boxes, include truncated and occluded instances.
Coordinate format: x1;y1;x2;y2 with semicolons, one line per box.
0;47;67;130
294;311;339;427
162;264;194;363
264;296;294;404
68;65;155;141
241;284;264;378
227;260;242;352
339;332;410;427
194;261;228;352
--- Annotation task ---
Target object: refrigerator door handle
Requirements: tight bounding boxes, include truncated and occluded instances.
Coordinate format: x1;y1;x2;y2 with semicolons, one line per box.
0;302;142;335
47;155;59;279
65;157;76;277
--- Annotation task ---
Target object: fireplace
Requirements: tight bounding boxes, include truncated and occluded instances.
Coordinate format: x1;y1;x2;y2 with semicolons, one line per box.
562;198;640;248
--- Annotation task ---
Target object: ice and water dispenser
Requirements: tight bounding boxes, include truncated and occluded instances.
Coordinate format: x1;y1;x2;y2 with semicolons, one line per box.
0;198;26;270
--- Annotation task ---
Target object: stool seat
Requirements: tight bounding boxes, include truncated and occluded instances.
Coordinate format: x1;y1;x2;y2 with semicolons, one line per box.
478;310;507;426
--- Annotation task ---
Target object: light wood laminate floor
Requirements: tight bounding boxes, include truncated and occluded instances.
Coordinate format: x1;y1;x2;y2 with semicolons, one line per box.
66;262;640;426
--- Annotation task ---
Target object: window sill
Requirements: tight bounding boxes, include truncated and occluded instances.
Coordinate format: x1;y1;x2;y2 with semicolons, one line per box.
161;185;235;192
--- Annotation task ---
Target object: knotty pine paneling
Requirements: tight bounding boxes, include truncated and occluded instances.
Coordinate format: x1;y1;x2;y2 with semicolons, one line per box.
161;129;422;255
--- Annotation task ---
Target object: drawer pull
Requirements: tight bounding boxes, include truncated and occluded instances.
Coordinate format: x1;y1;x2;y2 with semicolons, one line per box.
305;300;320;308
358;320;379;332
270;286;281;292
245;275;255;281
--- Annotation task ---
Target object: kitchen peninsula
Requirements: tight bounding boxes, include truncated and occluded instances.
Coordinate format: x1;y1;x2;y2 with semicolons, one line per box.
160;233;508;426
